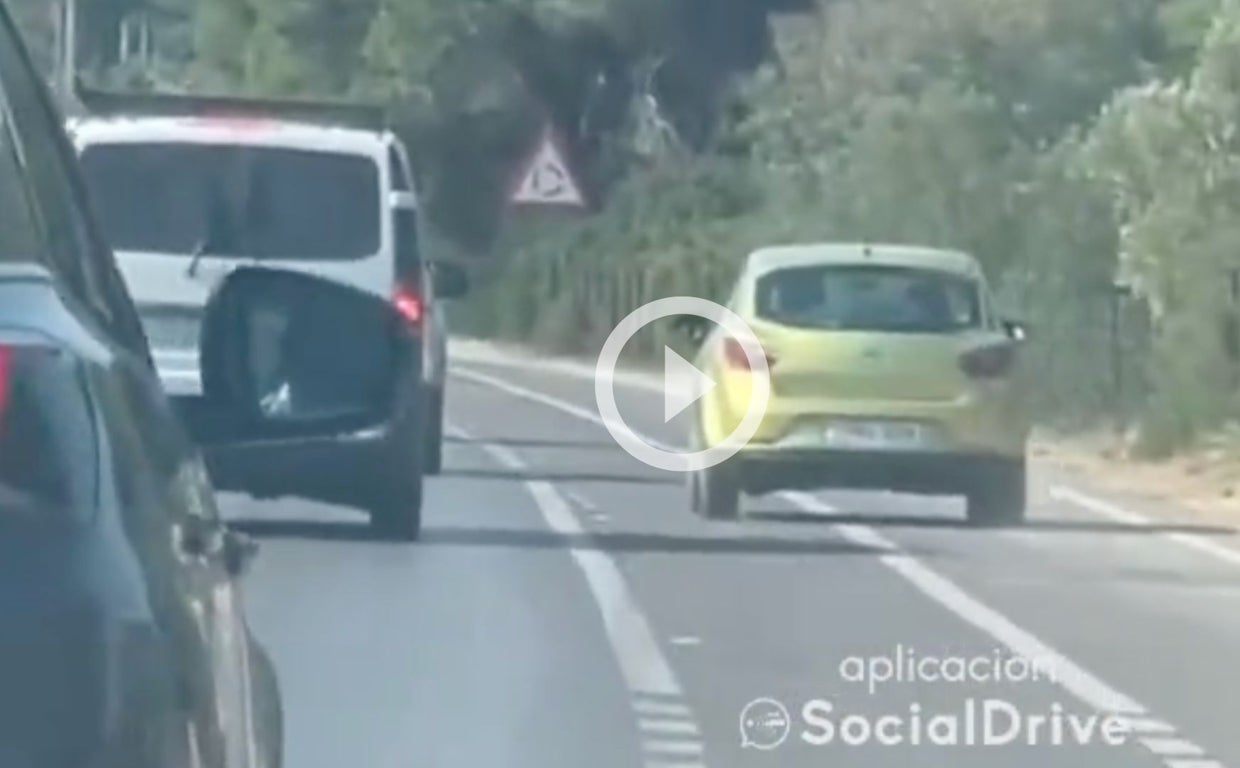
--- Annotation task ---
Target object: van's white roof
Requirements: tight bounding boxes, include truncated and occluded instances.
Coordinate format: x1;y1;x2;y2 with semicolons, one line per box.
69;114;395;155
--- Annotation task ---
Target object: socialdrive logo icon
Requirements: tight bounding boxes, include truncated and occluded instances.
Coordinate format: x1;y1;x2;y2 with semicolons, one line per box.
739;697;792;750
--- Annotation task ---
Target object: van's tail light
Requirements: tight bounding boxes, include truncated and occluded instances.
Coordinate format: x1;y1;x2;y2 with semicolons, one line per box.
392;284;424;327
960;342;1016;379
722;337;775;371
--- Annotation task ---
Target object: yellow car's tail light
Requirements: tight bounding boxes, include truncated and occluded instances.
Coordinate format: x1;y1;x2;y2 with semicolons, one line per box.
721;336;776;371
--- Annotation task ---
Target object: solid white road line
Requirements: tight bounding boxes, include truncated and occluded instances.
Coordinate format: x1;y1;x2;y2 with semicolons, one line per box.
454;364;1225;768
784;491;1146;714
1050;485;1240;569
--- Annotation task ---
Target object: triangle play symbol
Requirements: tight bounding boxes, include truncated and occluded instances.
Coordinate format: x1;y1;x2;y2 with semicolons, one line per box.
663;346;716;423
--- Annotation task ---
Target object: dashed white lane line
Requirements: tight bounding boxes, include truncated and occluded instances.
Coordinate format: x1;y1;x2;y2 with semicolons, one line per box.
1050;485;1240;569
449;421;707;767
632;699;694;718
641;740;704;756
454;365;1228;768
639;719;700;736
455;423;679;694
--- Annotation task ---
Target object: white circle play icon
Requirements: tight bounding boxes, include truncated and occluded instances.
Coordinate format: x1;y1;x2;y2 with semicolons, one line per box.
594;296;770;473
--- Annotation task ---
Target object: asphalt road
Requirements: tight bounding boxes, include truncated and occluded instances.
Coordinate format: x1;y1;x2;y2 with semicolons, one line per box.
214;343;1240;768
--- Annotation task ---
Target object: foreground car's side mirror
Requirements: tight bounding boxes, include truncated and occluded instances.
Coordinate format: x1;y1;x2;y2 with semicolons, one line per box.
431;261;469;299
187;267;406;445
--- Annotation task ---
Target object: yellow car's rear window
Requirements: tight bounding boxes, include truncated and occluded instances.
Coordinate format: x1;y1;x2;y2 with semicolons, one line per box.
755;264;981;333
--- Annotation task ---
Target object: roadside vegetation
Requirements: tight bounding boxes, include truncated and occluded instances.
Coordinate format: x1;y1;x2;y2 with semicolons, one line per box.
15;0;1240;458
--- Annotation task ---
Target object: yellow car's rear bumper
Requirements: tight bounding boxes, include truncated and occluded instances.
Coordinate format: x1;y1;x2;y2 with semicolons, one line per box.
731;448;1021;497
698;382;1028;460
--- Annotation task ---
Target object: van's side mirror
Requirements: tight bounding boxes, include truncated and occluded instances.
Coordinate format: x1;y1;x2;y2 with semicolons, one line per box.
431;261;469;299
187;267;405;445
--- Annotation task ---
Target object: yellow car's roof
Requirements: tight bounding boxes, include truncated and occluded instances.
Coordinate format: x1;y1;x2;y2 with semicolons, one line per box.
745;243;982;280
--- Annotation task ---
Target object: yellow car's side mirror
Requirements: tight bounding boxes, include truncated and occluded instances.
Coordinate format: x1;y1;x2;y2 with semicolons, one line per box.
671;315;711;345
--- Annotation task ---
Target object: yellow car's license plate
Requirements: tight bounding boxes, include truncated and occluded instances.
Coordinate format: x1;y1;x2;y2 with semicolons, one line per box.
824;420;926;450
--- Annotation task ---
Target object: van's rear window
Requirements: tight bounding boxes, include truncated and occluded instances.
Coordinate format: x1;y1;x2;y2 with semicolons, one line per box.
755;264;982;333
79;143;380;262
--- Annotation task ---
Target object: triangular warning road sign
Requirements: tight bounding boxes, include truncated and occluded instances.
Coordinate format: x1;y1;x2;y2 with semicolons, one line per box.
509;128;586;208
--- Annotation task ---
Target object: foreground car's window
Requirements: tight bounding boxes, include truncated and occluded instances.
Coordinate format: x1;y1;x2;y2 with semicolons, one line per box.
755;265;982;333
0;106;40;264
78;143;380;261
0;342;96;522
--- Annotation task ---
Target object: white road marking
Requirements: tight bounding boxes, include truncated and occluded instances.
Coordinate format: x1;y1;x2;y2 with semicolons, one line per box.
1142;737;1207;757
783;492;1146;713
462;427;679;695
1050;485;1240;569
1166;760;1225;768
639;719;700;736
455;363;1226;768
632;699;694;718
451;420;707;767
669;635;701;647
642;740;704;756
1123;717;1178;735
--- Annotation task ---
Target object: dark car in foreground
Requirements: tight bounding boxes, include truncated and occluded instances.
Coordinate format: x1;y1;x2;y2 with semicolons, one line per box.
0;3;425;764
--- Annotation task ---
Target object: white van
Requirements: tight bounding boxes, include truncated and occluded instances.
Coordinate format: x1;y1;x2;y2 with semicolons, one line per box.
68;98;467;537
69;112;424;358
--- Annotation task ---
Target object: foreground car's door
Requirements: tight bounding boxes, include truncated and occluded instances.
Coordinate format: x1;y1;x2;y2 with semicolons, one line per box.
109;361;269;767
0;4;280;763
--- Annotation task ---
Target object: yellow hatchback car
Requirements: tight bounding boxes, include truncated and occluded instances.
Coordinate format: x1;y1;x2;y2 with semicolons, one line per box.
682;243;1030;526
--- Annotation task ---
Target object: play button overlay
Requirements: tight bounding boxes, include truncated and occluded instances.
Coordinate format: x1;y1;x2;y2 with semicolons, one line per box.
663;346;716;422
595;296;770;473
